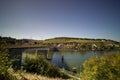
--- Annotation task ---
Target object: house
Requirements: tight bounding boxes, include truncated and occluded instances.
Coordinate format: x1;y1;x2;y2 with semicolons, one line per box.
92;44;97;50
57;43;64;48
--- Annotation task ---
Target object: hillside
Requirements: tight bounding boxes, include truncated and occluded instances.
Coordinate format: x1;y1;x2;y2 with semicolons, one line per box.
43;37;118;43
1;36;120;50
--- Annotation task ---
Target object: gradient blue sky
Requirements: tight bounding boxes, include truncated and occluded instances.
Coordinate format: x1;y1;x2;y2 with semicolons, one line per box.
0;0;120;41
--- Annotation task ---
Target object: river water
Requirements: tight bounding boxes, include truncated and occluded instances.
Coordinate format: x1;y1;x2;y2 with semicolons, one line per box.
20;48;120;73
50;50;120;73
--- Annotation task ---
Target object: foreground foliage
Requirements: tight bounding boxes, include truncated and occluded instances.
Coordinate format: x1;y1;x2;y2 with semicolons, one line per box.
8;67;61;80
80;53;120;80
24;54;69;78
0;39;16;80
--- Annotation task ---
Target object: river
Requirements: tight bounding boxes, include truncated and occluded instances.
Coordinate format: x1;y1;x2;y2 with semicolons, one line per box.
10;48;120;74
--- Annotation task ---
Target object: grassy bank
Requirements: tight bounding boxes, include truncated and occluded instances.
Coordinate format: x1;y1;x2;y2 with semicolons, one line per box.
8;67;62;80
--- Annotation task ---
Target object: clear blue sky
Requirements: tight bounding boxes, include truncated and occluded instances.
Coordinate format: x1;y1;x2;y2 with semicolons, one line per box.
0;0;120;41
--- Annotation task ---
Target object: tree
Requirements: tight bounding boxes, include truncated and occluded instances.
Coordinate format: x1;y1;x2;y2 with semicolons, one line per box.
80;53;120;80
0;40;10;67
0;39;11;79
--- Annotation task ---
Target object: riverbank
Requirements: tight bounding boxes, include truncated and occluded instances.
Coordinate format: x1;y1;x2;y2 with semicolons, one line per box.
1;36;120;51
8;68;62;80
52;48;120;52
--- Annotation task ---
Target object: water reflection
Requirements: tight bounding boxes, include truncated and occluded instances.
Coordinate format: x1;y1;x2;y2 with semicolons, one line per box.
51;52;70;70
11;48;120;73
50;50;120;73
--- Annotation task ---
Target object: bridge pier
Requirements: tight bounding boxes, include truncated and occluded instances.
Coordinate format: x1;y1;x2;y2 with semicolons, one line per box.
35;49;37;56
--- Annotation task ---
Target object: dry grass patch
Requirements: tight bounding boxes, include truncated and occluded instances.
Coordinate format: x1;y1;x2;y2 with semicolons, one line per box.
8;68;62;80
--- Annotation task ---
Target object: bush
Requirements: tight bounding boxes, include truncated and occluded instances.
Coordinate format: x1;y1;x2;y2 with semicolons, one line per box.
24;54;63;78
0;40;16;80
24;55;49;75
80;53;120;80
46;64;60;77
0;66;8;80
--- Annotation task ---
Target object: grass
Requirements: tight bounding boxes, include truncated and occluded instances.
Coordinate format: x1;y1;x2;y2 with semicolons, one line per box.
8;67;62;80
23;54;70;79
42;37;118;44
43;39;97;44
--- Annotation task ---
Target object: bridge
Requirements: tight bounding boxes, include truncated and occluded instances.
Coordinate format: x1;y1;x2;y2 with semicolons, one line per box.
7;45;50;50
8;45;52;59
9;45;53;68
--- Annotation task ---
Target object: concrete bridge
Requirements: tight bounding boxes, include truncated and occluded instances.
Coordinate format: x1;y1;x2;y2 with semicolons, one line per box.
7;45;50;49
9;45;53;68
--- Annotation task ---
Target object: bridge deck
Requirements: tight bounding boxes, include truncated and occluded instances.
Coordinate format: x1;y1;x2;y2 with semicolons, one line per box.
7;45;49;49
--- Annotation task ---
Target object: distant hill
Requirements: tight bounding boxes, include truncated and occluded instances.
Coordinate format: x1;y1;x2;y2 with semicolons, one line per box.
0;36;37;45
1;36;120;50
43;37;119;44
0;36;119;44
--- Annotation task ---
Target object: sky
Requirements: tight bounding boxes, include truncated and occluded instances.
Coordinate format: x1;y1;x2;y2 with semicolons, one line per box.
0;0;120;41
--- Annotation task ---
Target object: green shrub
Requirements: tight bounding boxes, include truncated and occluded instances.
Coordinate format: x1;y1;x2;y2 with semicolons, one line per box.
80;53;120;80
24;54;65;78
0;66;8;80
0;67;17;80
46;64;60;77
0;40;16;80
24;55;49;75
